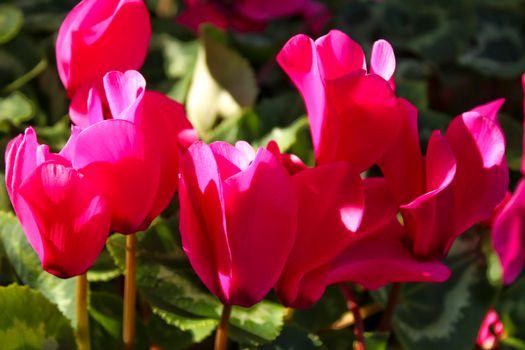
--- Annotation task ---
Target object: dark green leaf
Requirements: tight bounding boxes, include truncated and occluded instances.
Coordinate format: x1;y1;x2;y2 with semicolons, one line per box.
0;284;76;349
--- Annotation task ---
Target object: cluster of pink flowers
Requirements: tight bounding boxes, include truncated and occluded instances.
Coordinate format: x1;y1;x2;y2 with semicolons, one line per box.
5;0;524;328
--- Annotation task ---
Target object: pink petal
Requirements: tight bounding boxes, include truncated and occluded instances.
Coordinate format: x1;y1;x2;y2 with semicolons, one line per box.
446;113;508;243
222;147;297;306
314;30;366;79
178;141;232;302
320;72;405;171
370;39;396;90
327;218;451;290
400;131;456;259
470;98;505;122
56;0;151;96
276;162;364;306
378;99;425;204
277;34;325;154
5;128;39;197
137;91;195;225
72;119;160;234
492;179;525;285
103;70;146;122
18;162;110;278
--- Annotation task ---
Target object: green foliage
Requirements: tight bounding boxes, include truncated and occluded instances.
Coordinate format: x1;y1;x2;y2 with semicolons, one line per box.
0;5;23;44
0;284;76;349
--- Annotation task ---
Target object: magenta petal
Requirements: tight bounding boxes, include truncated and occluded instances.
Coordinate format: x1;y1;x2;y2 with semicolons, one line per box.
277;34;325;154
72;119;159;234
18;162;110;278
378;99;425;204
222;148;296;306
446;113;508;239
103;70;146;122
314;30;366;79
327;218;451;290
56;0;151;95
320;72;405;171
370;39;396;90
401;131;456;258
179;141;232;302
5;128;39;197
492;179;525;285
470;98;505;121
276;162;364;307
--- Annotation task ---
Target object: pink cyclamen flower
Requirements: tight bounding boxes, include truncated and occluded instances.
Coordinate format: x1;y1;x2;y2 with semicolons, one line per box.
380;101;508;261
178;141;297;306
56;0;151;97
177;0;329;34
477;309;504;350
5;128;110;278
277;30;405;172
70;70;196;233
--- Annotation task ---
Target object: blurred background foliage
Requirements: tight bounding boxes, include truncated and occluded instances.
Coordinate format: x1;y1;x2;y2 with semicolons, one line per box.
0;0;524;349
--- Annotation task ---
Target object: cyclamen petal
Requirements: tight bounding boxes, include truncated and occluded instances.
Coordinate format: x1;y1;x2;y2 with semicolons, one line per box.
18;162;110;278
179;141;297;306
56;0;151;96
276;162;364;307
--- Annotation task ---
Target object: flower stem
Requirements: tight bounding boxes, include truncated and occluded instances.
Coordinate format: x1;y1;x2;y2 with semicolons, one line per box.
378;283;401;332
339;283;365;350
76;273;91;350
123;234;137;350
214;304;232;350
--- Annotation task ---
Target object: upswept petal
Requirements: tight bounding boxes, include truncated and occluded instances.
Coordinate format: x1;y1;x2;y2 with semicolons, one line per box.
320;72;405;171
103;70;146;122
277;34;325;153
179;141;232;303
56;0;151;96
445;113;508;243
314;30;366;79
471;98;505;122
72;119;159;234
18;162;110;278
378;99;425;204
222;147;297;306
400;131;456;259
370;39;396;90
5;128;39;197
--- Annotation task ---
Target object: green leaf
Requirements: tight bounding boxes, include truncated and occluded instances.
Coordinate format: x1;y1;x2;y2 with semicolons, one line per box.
257;325;323;350
0;212;77;325
497;277;525;347
107;218;285;346
186;25;257;135
0;284;76;350
381;234;496;350
0;5;23;44
0;91;34;129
